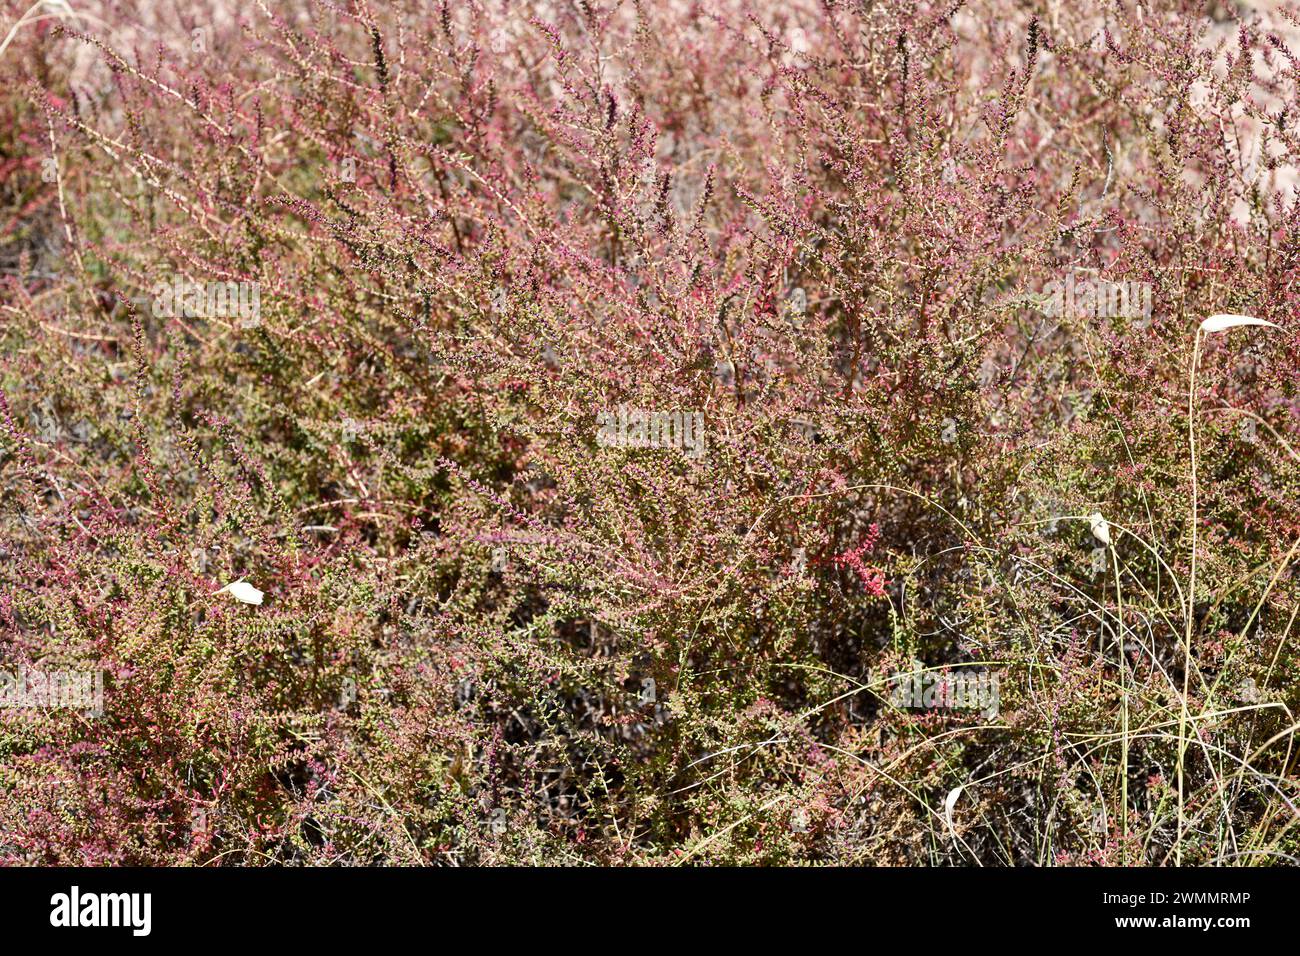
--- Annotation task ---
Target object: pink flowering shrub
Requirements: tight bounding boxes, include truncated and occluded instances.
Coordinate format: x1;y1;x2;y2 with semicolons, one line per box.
0;0;1297;865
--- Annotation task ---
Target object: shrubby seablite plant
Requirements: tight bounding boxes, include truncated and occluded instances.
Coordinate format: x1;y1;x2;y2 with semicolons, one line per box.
0;0;1296;866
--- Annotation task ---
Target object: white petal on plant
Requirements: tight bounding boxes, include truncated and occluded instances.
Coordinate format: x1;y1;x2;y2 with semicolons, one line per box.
943;786;963;839
216;580;263;605
1200;314;1279;334
1088;513;1111;546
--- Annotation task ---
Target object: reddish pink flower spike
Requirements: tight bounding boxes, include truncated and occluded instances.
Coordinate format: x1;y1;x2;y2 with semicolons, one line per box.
832;524;888;596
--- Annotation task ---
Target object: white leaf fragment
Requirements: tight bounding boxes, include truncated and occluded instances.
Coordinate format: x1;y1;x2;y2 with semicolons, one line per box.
1200;314;1278;334
1088;512;1111;546
943;786;963;839
216;579;263;605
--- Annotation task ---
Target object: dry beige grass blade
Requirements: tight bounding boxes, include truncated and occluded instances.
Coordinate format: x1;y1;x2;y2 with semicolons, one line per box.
0;0;75;63
1179;313;1281;864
